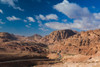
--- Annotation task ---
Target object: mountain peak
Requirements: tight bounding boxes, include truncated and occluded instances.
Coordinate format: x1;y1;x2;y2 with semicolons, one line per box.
41;29;77;44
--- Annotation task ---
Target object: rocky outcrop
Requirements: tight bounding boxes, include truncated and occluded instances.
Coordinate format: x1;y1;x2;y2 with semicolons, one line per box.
40;29;77;44
0;32;47;55
28;34;42;41
0;32;17;42
50;29;100;55
0;41;48;54
15;34;42;42
1;29;100;61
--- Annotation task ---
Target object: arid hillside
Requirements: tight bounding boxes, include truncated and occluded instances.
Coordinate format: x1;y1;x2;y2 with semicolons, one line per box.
0;32;48;62
1;29;100;67
48;29;100;58
27;34;42;42
0;32;17;42
40;29;77;44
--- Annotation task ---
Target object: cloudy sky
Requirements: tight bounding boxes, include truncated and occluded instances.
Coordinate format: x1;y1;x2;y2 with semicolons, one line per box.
0;0;100;36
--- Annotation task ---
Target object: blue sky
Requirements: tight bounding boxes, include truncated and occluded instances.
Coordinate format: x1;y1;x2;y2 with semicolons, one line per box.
0;0;100;36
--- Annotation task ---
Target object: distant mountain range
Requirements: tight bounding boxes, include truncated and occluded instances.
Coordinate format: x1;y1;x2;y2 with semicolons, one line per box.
0;29;100;60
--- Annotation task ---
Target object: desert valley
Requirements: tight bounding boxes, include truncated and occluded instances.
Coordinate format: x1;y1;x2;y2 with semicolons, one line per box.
0;0;100;67
0;29;100;67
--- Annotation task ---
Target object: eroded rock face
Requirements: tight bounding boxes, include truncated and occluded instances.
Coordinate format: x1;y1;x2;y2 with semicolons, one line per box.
1;29;100;61
40;29;77;44
28;34;42;41
0;33;47;57
0;41;48;54
0;32;17;42
15;34;42;43
50;29;100;55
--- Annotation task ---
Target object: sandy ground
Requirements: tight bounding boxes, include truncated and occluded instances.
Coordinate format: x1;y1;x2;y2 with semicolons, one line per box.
34;62;100;67
34;53;100;67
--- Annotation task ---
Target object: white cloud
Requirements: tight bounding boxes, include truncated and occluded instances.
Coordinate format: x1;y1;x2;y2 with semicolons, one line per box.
29;23;31;25
45;16;100;30
45;0;100;30
35;16;49;31
45;22;71;30
37;20;43;27
39;27;48;31
0;0;24;11
36;14;58;20
7;16;21;21
23;19;27;22
25;25;30;28
93;13;100;20
53;0;91;19
27;17;35;22
25;23;31;28
14;7;24;11
46;14;58;20
0;19;5;24
37;20;48;31
35;15;43;27
62;19;67;22
38;14;46;20
0;9;3;14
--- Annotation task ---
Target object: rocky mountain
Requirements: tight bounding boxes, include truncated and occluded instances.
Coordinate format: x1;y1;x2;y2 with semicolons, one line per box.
14;34;42;42
1;29;100;61
0;33;48;60
49;29;100;56
27;34;42;41
0;32;17;42
40;29;77;44
0;32;48;59
1;29;100;56
0;41;48;53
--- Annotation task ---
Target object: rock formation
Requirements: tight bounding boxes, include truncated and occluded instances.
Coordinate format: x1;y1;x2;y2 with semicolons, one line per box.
40;29;77;44
0;32;17;42
49;29;100;56
1;29;100;63
28;34;42;42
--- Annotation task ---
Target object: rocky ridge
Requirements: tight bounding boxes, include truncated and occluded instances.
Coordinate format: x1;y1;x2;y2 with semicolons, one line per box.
49;29;100;56
40;29;77;44
0;32;17;42
1;29;100;63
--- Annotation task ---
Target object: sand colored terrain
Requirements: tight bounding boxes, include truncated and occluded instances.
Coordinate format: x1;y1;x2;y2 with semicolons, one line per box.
1;29;100;67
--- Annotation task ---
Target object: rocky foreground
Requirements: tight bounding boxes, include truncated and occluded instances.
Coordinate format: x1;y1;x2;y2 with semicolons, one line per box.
0;29;100;67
